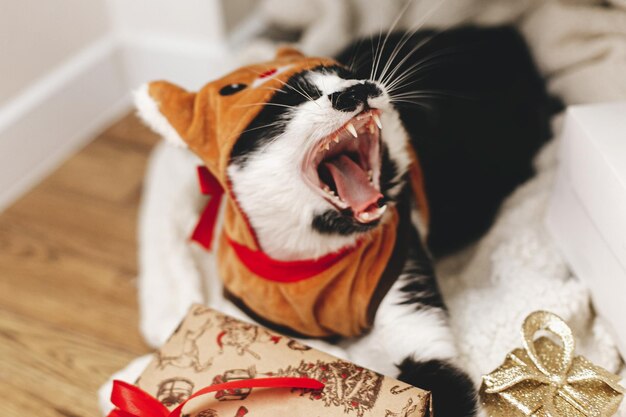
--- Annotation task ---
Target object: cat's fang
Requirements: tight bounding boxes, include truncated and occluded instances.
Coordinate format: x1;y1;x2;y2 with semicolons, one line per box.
372;114;382;129
332;195;349;209
355;204;387;224
346;122;358;138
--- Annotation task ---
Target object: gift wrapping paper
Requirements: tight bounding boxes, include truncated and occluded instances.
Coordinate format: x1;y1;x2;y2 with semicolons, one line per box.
134;304;432;417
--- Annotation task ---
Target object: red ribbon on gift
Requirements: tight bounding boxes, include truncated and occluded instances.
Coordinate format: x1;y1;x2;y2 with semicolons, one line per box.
108;377;325;417
190;166;224;250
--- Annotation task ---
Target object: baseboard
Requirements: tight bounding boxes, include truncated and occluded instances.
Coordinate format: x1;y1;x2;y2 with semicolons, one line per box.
0;31;234;212
0;36;132;212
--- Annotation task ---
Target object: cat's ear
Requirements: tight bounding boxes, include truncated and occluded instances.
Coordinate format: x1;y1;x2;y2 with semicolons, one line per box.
134;81;196;148
275;46;305;60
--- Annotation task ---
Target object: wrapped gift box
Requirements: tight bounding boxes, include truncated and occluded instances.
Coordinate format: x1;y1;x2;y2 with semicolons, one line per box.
118;304;432;417
546;101;626;357
480;311;624;417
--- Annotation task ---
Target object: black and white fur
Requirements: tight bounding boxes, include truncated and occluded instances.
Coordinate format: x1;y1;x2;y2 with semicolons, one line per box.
104;26;555;417
228;65;413;260
227;27;553;417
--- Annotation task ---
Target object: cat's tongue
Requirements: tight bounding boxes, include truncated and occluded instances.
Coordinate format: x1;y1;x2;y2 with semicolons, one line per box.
324;155;382;215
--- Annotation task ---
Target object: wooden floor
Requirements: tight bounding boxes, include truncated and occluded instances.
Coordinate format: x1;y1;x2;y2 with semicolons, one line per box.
0;114;159;417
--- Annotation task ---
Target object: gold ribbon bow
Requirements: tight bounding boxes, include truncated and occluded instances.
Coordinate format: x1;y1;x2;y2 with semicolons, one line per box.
480;311;625;417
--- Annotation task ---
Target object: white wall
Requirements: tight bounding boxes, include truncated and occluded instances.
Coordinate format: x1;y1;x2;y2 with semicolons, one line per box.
0;0;111;106
0;0;232;211
107;0;224;43
108;0;230;91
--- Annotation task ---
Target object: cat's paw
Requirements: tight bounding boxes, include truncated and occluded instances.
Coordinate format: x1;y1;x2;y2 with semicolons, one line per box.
397;358;478;417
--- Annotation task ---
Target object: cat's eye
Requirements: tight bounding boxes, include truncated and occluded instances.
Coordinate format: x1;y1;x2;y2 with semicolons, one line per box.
219;83;247;96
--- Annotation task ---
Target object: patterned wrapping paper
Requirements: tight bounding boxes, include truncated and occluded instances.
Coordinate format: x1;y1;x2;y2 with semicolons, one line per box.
134;304;432;417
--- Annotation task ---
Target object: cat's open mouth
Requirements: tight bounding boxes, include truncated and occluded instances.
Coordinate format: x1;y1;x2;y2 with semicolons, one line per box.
303;110;384;224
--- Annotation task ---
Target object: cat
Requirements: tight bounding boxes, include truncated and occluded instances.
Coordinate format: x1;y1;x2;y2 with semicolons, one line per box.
105;26;556;417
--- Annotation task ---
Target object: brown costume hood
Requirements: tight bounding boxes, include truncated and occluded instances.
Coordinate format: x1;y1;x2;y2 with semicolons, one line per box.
137;48;428;338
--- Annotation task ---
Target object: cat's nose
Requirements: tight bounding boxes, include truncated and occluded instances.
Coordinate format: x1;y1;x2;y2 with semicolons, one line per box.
328;82;381;112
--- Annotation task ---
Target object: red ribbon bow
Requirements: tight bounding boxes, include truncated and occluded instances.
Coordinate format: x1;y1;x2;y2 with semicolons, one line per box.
189;165;354;282
108;377;324;417
190;166;224;250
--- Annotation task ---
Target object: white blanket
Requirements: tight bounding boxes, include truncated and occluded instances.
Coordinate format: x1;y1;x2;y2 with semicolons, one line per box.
132;0;626;413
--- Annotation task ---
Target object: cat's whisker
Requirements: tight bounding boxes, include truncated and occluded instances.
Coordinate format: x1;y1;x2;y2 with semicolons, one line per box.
389;89;471;101
369;26;383;81
389;98;434;111
379;29;463;92
379;33;439;88
234;103;299;109
373;1;478;97
347;38;366;73
259;86;288;94
226;125;289;144
375;0;447;84
386;69;434;94
370;0;414;81
237;120;286;136
272;76;321;108
376;0;442;83
245;68;321;108
384;47;462;93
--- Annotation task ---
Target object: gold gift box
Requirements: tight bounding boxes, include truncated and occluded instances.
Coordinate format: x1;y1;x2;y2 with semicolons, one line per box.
130;305;432;417
480;311;624;417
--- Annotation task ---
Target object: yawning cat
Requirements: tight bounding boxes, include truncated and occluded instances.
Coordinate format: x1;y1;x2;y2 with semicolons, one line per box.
120;26;555;417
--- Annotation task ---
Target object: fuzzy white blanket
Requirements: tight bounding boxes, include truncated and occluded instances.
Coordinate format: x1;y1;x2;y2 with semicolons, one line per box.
121;0;626;414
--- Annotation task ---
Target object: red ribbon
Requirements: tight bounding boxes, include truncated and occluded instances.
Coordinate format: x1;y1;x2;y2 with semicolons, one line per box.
228;238;354;283
108;377;324;417
190;166;224;250
189;165;355;282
